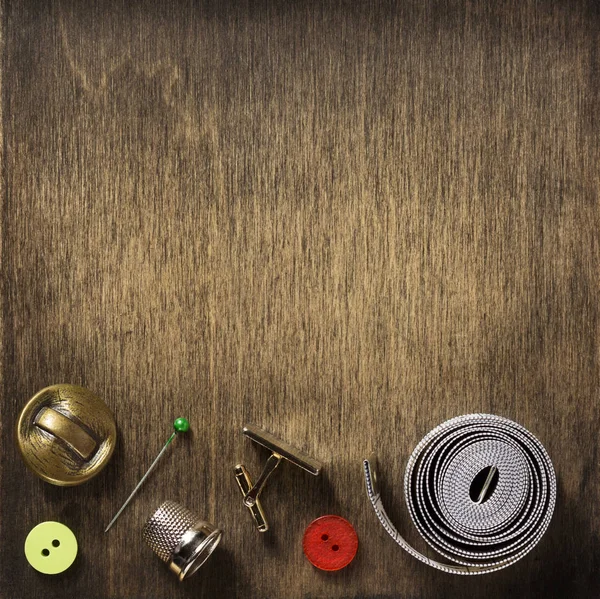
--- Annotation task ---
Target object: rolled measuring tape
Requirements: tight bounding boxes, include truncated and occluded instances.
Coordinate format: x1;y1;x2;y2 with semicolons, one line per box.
363;413;556;575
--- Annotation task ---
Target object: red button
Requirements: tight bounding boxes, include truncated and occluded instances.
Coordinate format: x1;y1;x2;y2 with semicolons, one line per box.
303;515;358;571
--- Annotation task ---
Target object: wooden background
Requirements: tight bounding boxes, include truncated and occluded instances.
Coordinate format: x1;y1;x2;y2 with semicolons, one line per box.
1;0;599;597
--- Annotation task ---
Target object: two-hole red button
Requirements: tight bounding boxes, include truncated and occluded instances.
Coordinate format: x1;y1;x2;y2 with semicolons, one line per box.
302;515;358;571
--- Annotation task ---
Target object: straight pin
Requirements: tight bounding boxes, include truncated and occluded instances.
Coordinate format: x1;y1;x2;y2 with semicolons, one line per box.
104;417;190;533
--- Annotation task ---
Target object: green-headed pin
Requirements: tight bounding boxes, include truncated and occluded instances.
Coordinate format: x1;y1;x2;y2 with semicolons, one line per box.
173;417;190;433
105;418;190;533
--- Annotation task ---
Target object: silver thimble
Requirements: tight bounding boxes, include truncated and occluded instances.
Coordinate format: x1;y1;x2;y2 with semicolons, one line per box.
143;500;222;581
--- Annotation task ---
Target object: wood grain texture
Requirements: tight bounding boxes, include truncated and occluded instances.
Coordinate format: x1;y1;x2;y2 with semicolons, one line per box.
1;0;599;597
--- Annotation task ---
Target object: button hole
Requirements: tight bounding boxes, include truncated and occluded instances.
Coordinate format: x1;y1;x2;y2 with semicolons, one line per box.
321;534;328;541
332;545;339;551
41;549;50;557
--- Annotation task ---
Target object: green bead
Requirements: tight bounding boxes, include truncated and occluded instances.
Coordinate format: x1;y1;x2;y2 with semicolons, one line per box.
173;417;190;433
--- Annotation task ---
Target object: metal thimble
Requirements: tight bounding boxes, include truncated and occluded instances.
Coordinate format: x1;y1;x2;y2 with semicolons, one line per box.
143;501;222;581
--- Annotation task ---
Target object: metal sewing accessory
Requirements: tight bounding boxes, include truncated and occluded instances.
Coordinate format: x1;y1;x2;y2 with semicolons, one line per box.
143;500;222;581
235;424;322;532
363;413;556;575
17;384;117;486
105;417;190;532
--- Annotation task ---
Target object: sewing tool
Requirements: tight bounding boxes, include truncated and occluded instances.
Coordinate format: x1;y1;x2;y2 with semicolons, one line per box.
143;500;222;581
105;417;190;533
364;413;556;575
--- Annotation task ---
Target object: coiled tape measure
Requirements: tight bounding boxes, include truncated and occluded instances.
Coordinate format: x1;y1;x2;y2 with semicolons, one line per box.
364;414;556;574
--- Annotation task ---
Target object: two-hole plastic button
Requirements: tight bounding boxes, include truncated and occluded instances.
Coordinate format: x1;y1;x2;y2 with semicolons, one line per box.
303;515;358;571
24;522;78;574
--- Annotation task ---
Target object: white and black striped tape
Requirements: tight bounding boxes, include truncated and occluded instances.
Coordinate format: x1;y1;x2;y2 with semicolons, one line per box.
364;414;556;575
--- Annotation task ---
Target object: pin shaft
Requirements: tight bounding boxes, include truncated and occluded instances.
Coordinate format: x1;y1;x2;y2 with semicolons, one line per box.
105;432;176;533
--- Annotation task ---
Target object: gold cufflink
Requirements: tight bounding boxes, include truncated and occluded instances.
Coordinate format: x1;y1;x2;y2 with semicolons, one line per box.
235;425;322;532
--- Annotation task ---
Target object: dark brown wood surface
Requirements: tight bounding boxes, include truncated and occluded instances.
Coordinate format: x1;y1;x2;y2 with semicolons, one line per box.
1;1;599;597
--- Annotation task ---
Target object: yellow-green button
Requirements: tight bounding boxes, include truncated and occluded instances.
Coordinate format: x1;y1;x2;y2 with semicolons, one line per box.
24;522;78;574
